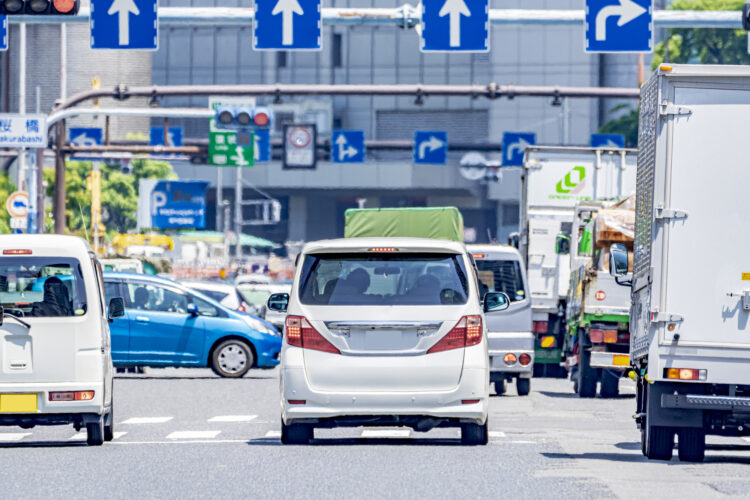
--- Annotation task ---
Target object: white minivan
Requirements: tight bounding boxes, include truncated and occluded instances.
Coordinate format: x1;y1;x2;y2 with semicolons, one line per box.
0;235;123;445
268;237;510;445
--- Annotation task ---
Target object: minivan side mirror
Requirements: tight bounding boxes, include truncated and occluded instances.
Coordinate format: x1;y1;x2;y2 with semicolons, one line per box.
186;303;199;316
267;293;289;313
108;297;125;322
555;233;571;255
609;243;629;277
484;292;510;313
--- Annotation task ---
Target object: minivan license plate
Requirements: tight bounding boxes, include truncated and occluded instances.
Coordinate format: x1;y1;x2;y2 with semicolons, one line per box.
364;330;402;350
0;394;37;413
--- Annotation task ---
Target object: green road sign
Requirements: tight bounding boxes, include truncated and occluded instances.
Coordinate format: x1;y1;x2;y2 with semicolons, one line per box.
209;131;254;167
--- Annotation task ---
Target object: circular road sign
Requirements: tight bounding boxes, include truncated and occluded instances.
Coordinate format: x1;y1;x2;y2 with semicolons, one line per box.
6;191;29;218
288;127;312;148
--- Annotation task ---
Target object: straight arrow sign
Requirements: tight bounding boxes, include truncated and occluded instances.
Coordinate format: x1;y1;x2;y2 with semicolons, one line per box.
108;0;140;46
439;0;471;48
272;0;304;46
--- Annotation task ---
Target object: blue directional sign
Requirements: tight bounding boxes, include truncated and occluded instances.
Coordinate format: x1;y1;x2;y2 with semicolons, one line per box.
421;0;489;52
90;0;158;50
254;129;272;163
332;131;365;164
585;0;652;53
0;17;7;52
69;128;103;147
414;131;448;165
502;132;536;167
149;127;184;148
254;0;322;51
591;133;625;148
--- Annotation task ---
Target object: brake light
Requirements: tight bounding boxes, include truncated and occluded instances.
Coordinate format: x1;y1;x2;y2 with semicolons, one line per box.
533;321;548;334
369;247;398;253
49;391;95;401
427;315;483;354
462;399;480;404
504;353;517;365
519;353;532;366
603;330;618;343
589;329;604;343
287;400;306;405
3;249;32;255
285;316;340;354
471;253;486;259
237;303;246;313
665;368;707;381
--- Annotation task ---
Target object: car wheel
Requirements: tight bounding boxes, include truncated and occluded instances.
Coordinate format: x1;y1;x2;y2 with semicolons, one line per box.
281;420;313;445
677;427;705;463
87;416;105;446
600;370;620;398
104;407;114;442
461;421;488;446
211;339;254;378
516;377;531;396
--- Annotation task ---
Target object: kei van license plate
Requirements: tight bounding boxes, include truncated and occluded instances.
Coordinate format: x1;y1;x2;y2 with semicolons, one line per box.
0;394;38;413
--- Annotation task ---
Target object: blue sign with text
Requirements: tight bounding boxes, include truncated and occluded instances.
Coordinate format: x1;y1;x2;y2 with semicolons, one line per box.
421;0;489;52
149;180;209;229
0;17;7;52
585;0;652;53
90;0;158;50
332;131;365;164
591;133;625;148
502;132;536;167
414;131;448;165
254;129;271;163
150;127;184;148
254;0;321;51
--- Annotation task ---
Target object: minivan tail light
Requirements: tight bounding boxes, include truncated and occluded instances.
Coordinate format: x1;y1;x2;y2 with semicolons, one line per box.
427;315;483;354
285;315;340;354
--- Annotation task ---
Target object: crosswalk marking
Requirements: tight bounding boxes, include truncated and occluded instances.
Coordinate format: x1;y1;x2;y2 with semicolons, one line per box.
265;430;281;438
167;430;221;440
121;417;173;425
489;431;506;438
114;431;128;440
208;415;257;423
360;429;411;439
0;432;31;442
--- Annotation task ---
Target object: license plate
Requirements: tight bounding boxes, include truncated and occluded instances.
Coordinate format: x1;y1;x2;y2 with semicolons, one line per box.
0;394;38;413
364;330;402;350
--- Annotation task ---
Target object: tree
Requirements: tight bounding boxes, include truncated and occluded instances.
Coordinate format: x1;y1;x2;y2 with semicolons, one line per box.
598;105;640;148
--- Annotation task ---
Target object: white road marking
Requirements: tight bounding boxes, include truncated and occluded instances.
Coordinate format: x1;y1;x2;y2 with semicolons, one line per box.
113;431;128;440
0;432;31;442
167;430;221;440
265;430;281;438
742;437;750;443
360;429;411;439
489;431;506;438
121;417;173;425
208;415;257;423
69;432;87;441
111;439;249;445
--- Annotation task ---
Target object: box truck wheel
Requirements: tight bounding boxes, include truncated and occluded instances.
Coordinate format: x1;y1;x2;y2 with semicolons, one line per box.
645;425;674;461
516;377;531;396
494;379;507;396
677;427;705;463
576;334;597;398
600;370;620;398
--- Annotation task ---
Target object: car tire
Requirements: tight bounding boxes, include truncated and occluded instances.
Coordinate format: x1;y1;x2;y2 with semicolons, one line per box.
211;339;254;378
677;427;705;463
516;378;531;396
461;422;488;446
281;421;313;445
599;370;620;398
577;336;597;398
104;407;114;442
494;379;507;396
87;416;105;446
646;425;674;461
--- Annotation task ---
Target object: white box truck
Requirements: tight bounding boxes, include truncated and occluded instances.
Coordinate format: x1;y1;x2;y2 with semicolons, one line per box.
520;146;636;377
611;64;750;462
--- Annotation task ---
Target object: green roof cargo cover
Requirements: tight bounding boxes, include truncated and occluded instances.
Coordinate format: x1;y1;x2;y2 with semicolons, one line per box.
344;207;464;242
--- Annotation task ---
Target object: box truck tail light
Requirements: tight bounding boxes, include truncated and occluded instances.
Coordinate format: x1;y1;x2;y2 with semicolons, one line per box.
589;329;604;343
285;316;340;354
504;353;517;365
665;368;707;381
428;315;483;354
603;330;618;344
49;391;94;401
519;353;532;366
533;321;548;334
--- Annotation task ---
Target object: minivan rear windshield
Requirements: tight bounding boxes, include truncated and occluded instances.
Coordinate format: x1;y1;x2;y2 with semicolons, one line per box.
299;253;469;306
475;259;526;302
0;257;87;317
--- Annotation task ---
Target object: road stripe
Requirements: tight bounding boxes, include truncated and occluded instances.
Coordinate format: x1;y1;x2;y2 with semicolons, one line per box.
489;431;506;438
167;430;221;440
111;439;249;445
208;415;257;423
69;432;87;441
113;431;127;440
121;417;173;425
360;429;411;439
265;430;281;438
743;437;750;443
0;432;31;442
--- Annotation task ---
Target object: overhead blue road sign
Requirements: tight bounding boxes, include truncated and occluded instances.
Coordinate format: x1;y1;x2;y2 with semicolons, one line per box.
502;132;536;167
149;127;184;147
421;0;489;53
139;180;209;229
90;0;158;50
585;0;652;53
591;133;625;148
254;0;322;51
69;128;103;147
254;129;272;163
332;131;365;164
0;17;7;52
414;131;448;165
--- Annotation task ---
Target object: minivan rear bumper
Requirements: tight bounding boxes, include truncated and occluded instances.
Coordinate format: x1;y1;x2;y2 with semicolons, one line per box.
282;367;488;425
0;381;106;419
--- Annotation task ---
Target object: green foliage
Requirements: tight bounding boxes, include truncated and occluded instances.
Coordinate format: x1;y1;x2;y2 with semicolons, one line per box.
653;0;750;68
598;105;639;148
0;173;17;234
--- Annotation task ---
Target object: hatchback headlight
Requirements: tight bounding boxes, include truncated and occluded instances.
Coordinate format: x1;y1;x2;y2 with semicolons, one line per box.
242;315;280;336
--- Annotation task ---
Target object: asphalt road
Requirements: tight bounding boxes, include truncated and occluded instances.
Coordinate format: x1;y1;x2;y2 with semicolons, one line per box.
2;369;750;499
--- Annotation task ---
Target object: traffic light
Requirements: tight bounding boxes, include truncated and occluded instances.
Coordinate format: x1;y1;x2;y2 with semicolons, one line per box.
0;0;79;14
214;106;274;131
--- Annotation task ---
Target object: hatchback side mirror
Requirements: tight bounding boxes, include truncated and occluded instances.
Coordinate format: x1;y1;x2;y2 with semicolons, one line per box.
108;297;125;322
187;303;199;316
609;243;629;277
484;292;510;313
267;293;289;313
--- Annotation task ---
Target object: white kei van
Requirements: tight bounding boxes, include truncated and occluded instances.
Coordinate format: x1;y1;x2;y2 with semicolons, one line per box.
0;235;124;445
268;237;510;445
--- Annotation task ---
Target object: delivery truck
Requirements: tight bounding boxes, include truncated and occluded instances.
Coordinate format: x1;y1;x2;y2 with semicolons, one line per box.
520;146;636;377
566;197;634;398
611;64;750;462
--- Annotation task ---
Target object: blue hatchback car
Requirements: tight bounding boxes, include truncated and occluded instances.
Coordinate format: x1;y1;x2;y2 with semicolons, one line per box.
103;273;282;378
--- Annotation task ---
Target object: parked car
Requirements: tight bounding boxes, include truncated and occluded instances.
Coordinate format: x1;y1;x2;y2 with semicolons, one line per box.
181;281;254;314
103;273;281;378
237;282;292;328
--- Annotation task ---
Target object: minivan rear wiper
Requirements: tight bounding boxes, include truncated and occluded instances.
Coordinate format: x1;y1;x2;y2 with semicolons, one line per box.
0;307;31;329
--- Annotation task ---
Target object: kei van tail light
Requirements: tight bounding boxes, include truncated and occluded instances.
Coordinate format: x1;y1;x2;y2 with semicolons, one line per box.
427;315;482;354
285;316;340;354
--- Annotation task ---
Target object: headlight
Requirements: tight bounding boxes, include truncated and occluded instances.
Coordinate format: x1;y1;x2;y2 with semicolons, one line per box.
242;315;280;336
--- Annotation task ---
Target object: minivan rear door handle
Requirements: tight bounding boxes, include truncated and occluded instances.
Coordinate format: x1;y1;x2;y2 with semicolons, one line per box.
135;316;150;323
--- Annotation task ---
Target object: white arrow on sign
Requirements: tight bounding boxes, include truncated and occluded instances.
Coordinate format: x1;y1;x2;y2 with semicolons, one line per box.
439;0;471;48
602;139;621;148
272;0;304;46
108;0;140;46
233;146;250;166
419;136;445;159
508;137;531;159
72;133;98;147
335;134;358;161
595;0;648;42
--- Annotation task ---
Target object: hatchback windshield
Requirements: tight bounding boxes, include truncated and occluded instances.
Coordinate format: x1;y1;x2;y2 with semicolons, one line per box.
475;259;526;303
299;253;469;306
0;257;87;317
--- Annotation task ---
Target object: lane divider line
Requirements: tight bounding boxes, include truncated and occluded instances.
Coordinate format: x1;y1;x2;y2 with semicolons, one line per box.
121;417;174;425
360;429;411;439
0;432;32;442
166;430;221;440
208;415;258;423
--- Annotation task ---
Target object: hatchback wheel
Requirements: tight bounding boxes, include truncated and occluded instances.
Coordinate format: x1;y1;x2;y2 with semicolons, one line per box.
281;421;313;445
87;416;105;446
211;339;254;378
461;422;488;446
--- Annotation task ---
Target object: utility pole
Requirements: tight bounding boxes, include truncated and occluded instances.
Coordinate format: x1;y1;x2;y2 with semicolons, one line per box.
235;165;242;261
17;23;26;193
